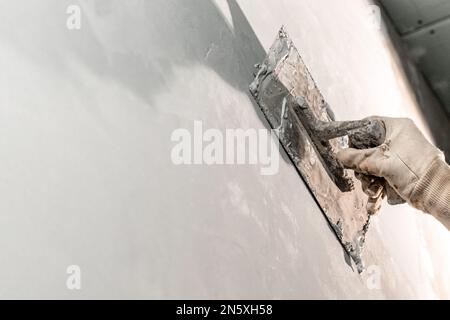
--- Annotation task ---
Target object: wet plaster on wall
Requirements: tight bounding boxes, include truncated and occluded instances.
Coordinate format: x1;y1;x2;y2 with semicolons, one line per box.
0;0;448;298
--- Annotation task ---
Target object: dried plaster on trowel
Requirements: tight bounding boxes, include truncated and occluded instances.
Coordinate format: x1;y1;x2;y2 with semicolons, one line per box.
250;27;380;273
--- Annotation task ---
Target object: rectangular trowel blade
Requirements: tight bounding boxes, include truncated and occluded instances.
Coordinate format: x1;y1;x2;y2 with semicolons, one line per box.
250;27;371;272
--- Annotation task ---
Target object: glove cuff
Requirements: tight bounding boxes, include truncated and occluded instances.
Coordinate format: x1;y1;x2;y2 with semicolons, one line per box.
411;158;450;226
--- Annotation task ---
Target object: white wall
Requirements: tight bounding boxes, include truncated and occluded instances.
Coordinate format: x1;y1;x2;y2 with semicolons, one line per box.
0;0;448;298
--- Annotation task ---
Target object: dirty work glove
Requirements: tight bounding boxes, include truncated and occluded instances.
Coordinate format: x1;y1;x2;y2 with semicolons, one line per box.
354;170;405;215
337;116;450;230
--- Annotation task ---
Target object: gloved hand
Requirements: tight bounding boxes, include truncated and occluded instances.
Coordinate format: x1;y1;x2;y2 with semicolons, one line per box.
337;117;448;221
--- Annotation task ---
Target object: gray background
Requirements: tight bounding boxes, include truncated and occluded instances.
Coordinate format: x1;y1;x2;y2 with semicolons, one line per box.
381;0;450;122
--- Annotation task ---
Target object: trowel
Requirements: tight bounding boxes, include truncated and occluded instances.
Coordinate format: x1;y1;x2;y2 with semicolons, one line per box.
249;27;404;272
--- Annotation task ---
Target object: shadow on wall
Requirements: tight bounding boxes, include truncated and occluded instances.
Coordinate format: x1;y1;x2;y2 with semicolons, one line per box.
0;0;271;125
78;0;269;109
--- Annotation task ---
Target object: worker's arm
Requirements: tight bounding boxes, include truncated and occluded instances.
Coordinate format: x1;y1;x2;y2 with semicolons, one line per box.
336;117;450;231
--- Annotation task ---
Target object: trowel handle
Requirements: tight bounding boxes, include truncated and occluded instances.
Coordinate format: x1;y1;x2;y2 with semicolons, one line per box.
346;119;386;149
311;119;386;147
